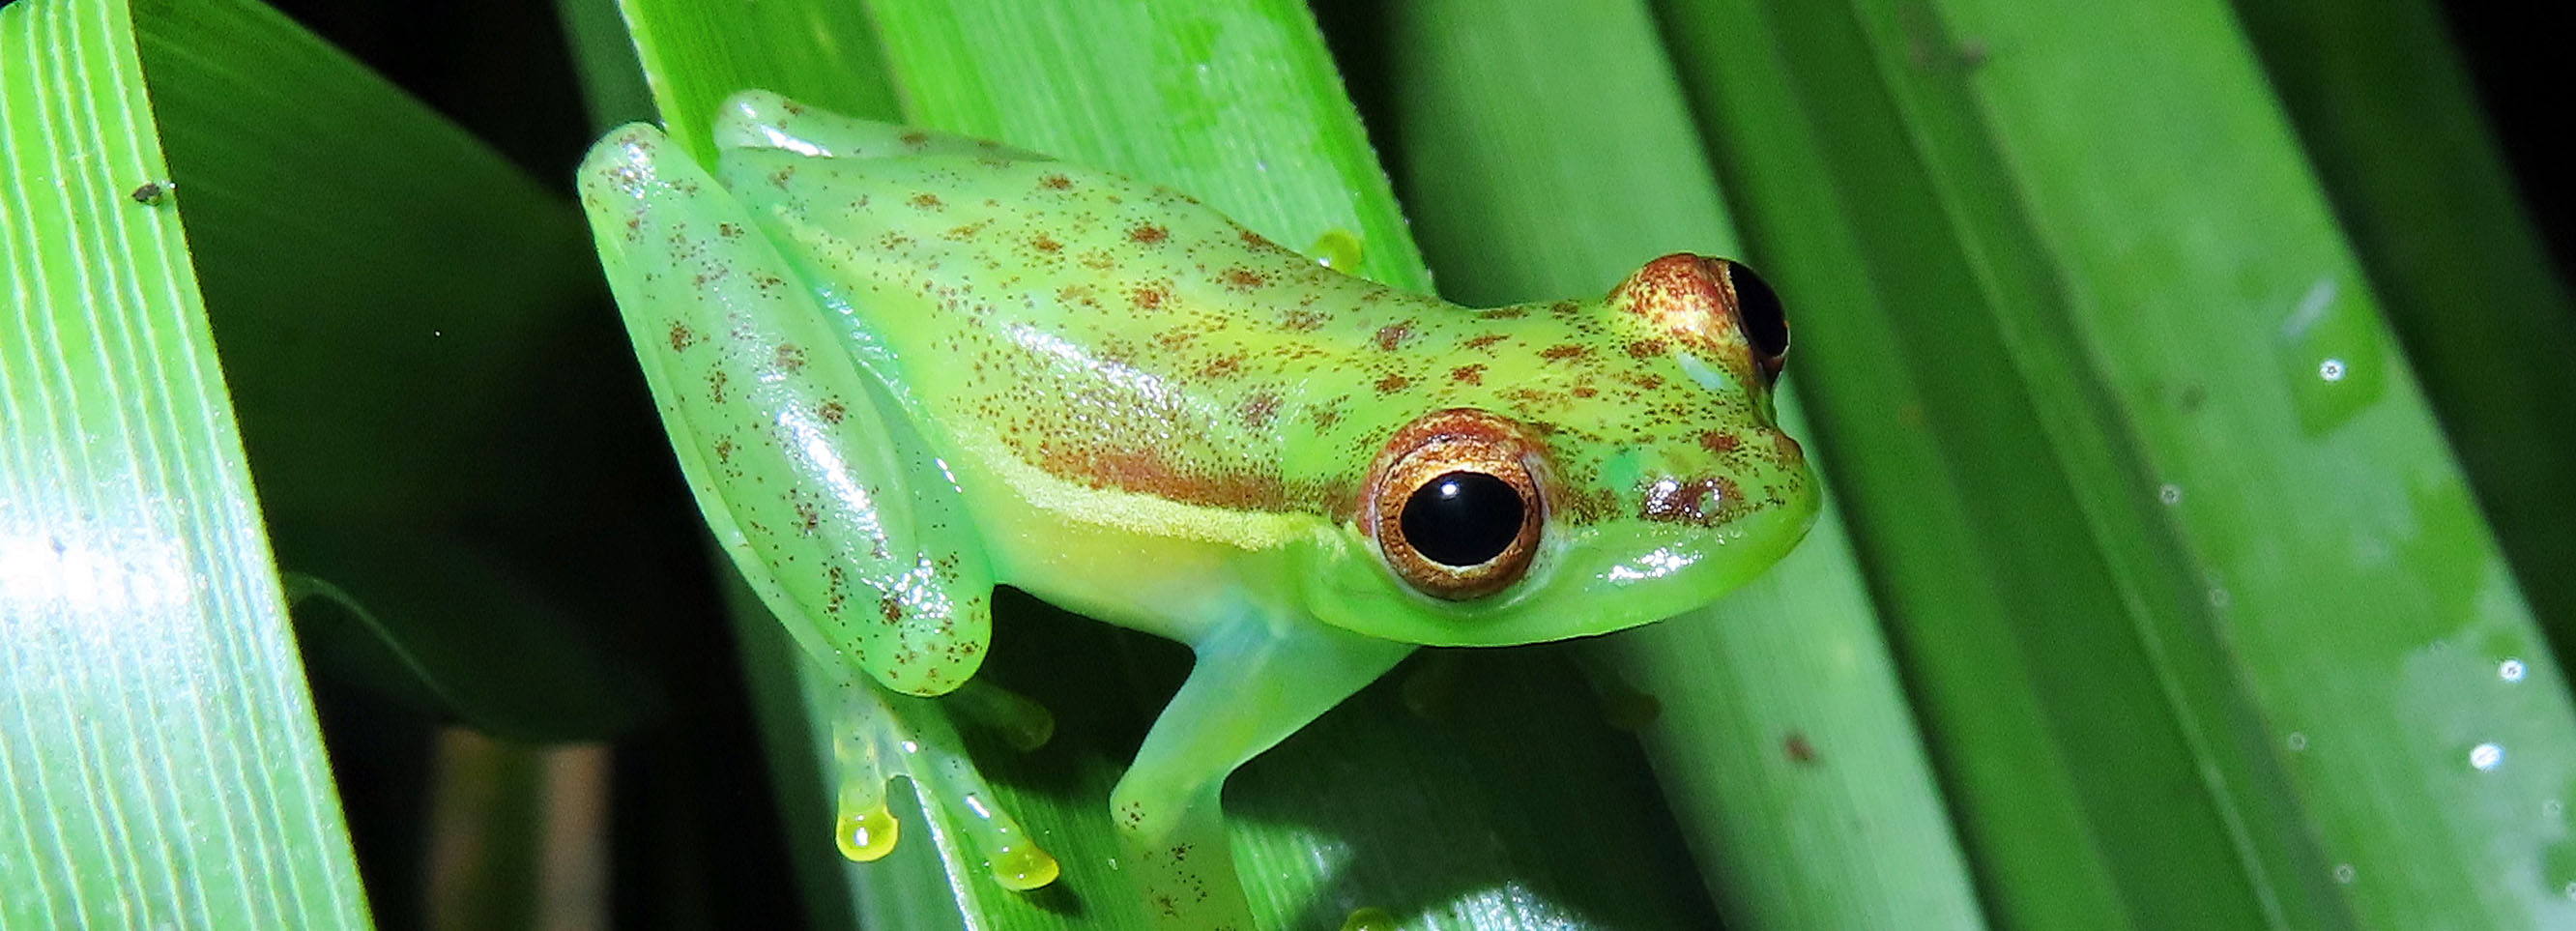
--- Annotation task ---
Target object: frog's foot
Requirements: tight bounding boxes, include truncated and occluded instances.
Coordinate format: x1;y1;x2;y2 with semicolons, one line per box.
1114;781;1255;931
828;678;1060;890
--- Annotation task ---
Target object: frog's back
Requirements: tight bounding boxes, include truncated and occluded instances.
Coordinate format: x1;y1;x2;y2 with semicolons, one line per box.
721;148;1796;561
721;150;1462;534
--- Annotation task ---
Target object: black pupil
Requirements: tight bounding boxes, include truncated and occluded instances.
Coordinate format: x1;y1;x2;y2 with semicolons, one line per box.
1400;471;1524;567
1725;263;1789;363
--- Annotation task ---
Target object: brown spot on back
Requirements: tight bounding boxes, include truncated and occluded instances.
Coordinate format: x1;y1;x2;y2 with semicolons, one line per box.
1374;373;1412;393
773;342;806;373
668;323;699;352
1281;309;1328;331
1197;355;1245;379
1223;268;1267;290
1375;323;1411;351
1039;173;1074;190
1132;284;1169;311
708;369;730;403
819;400;849;424
1129;223;1169;245
1451;364;1486;385
1540;344;1590;362
1463;334;1508;352
880;593;906;624
796;500;822;535
1312;398;1347;432
908;192;942;209
1627;337;1670;359
1031;233;1063;252
1238;393;1282;429
716;222;743;239
1785;732;1817;765
1700;430;1742;453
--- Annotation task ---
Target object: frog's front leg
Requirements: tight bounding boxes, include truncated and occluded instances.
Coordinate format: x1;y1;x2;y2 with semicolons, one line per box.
1115;618;1414;930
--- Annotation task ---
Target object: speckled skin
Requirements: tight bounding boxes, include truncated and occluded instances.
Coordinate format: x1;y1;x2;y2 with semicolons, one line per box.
578;92;1817;931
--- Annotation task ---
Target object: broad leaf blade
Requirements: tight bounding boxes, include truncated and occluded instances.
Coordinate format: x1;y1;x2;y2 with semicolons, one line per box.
1660;0;2576;925
2230;0;2576;648
1;0;369;924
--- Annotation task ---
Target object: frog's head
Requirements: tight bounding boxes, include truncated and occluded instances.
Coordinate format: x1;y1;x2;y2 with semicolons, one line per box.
1304;254;1820;647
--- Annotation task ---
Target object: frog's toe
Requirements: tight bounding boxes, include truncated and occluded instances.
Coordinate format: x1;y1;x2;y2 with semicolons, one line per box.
832;781;900;862
829;681;1059;890
1305;228;1365;272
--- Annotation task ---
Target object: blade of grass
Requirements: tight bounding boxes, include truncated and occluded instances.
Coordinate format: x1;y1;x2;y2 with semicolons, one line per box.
579;1;1730;927
2229;0;2576;650
1362;1;1986;927
1662;0;2576;925
8;0;680;920
0;0;369;924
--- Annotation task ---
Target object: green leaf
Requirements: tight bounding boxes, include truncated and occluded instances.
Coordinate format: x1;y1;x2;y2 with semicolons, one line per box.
1360;1;1986;927
5;0;676;919
1;0;371;923
1659;0;2576;925
2230;0;2576;647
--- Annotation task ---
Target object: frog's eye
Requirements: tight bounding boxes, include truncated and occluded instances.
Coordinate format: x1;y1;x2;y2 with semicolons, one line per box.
1366;410;1545;600
1718;260;1789;386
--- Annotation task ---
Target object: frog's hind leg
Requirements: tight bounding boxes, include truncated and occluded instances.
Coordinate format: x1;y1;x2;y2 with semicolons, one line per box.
578;123;994;697
713;89;1051;162
1114;619;1415;930
582;125;1046;885
820;661;1060;889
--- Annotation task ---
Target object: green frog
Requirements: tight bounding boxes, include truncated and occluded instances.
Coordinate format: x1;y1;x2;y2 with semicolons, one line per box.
576;91;1818;930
